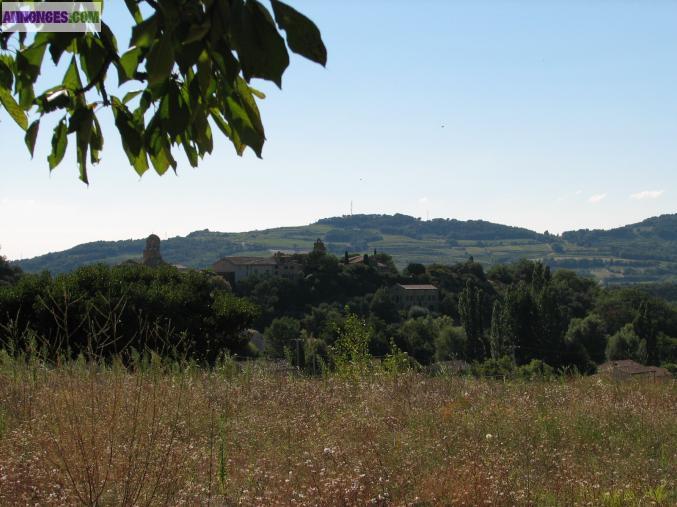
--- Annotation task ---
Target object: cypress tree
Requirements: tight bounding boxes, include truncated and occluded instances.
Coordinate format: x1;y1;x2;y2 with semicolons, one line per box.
633;301;657;365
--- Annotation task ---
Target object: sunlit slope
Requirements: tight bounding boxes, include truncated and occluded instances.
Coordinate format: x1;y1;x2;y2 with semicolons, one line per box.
15;213;677;284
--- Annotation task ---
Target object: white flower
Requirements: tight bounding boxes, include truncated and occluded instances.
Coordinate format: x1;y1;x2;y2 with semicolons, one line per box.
485;433;493;440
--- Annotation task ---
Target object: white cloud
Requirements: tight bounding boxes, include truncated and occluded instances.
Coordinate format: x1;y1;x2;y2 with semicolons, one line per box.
418;197;429;204
630;190;664;201
575;190;583;195
0;198;36;207
588;193;607;204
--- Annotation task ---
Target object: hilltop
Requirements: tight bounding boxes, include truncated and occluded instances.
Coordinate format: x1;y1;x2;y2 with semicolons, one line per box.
13;213;677;284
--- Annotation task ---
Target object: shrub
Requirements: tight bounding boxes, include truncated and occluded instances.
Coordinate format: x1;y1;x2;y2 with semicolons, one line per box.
472;356;515;378
264;317;301;359
516;359;555;380
565;314;607;363
606;323;643;362
0;264;258;362
330;312;372;378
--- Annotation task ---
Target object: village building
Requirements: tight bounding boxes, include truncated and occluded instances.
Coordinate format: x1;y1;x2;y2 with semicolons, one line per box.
213;253;303;284
391;283;439;311
142;234;165;267
343;252;391;273
597;360;673;382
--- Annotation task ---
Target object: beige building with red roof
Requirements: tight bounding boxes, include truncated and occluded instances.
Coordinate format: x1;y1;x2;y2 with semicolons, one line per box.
392;284;439;311
598;360;673;382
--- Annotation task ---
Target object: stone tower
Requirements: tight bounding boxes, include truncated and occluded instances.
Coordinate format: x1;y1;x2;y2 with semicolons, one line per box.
142;234;164;267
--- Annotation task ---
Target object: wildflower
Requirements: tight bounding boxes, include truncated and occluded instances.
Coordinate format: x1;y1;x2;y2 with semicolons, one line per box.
486;433;493;440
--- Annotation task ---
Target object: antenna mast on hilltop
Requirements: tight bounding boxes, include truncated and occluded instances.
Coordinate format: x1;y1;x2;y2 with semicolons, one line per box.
350;200;353;216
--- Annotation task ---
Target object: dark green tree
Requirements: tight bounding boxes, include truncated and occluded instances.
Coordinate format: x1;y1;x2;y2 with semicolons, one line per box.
396;317;436;364
564;314;607;364
434;320;467;361
633;301;658;365
606;323;642;362
0;263;258;361
405;263;426;277
501;282;538;364
458;281;485;360
534;282;566;366
489;299;512;359
264;316;301;358
0;254;22;285
369;287;400;323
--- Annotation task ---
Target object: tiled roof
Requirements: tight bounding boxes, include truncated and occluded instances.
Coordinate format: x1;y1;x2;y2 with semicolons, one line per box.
215;256;276;266
397;284;438;290
599;360;672;377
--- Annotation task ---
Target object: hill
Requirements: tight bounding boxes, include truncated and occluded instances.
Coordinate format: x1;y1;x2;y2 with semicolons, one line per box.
13;213;677;284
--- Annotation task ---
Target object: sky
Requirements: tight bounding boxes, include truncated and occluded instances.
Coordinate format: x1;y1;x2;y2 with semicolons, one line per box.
2;0;676;260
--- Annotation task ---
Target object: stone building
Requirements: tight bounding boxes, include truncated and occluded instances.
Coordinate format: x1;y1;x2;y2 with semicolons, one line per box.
212;253;303;284
142;234;165;267
391;283;439;311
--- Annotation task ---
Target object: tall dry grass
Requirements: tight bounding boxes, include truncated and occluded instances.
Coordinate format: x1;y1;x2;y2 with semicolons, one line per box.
0;356;674;505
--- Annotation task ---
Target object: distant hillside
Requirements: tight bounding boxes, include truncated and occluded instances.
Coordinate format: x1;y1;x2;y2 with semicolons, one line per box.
13;213;677;284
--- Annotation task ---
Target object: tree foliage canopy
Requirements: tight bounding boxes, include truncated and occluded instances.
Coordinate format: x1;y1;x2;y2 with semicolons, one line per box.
0;0;326;182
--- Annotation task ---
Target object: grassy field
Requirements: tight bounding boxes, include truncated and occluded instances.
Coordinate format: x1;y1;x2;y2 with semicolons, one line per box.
0;358;674;506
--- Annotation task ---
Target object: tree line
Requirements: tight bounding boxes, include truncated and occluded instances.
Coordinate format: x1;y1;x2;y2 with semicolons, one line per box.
0;249;676;374
238;250;677;374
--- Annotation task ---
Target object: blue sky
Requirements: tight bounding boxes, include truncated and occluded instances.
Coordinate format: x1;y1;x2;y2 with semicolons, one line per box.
2;0;676;259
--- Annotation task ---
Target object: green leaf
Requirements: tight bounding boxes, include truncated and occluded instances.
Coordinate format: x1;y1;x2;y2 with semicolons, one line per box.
196;50;212;96
175;40;203;74
112;98;148;176
162;83;190;138
146;36;175;87
63;56;83;91
48;33;78;65
146;125;176;175
181;136;199;167
90;115;103;164
209;39;240;84
77;36;107;85
231;0;289;88
130;14;158;49
235;76;265;138
0;58;13;90
48;118;68;170
124;0;144;23
223;94;263;157
117;46;142;83
190;104;213;157
16;76;35;110
122;90;143;104
249;86;266;99
73;107;94;183
99;22;119;53
24;120;39;158
133;91;152;122
271;0;327;66
67;106;92;134
0;87;28;130
16;42;47;83
210;108;245;156
184;22;211;45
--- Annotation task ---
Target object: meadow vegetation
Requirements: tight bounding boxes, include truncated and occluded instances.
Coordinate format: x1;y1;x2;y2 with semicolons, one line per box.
1;249;675;505
0;354;674;505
